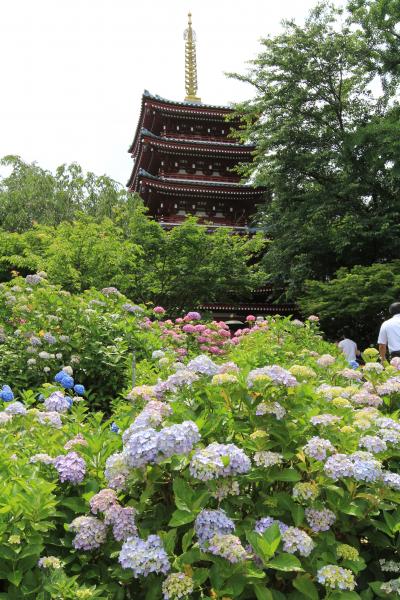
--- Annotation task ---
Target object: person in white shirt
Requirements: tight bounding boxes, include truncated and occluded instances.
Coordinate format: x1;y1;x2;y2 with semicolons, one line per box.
377;302;400;362
338;332;359;363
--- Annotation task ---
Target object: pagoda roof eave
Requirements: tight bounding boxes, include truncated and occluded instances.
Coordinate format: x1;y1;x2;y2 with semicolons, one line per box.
127;90;240;156
130;128;254;158
135;169;266;196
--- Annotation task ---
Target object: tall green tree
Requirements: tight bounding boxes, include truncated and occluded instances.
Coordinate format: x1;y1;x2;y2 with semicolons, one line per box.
0;156;128;231
230;3;399;298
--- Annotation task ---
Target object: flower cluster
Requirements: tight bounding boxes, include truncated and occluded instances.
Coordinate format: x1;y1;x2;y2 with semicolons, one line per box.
303;436;335;461
208;534;248;563
54;452;86;484
194;509;235;550
119;535;170;577
190;442;250;480
70;516;107;550
162;572;194;600
316;565;356;591
281;527;315;557
305;508;336;532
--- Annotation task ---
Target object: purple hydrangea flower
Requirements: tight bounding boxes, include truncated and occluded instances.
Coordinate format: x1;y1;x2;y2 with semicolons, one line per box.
70;516;107;550
104;452;130;490
54;452;86;484
36;411;62;428
208;534;248;563
187;355;219;376
105;505;138;541
256;401;286;420
281;527;315;557
119;535;170;577
359;435;387;453
382;471;400;491
194;509;235;550
5;401;27;415
305;508;336;532
44;391;70;413
158;421;200;459
303;436;335;461
89;489;118;514
123;427;160;468
254;517;288;535
310;414;341;427
190;442;251;481
247;365;297;388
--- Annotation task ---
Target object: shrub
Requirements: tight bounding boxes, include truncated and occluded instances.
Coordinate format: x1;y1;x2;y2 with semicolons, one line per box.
0;317;399;598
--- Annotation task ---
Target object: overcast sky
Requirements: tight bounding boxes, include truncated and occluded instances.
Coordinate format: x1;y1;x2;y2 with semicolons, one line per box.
0;0;342;185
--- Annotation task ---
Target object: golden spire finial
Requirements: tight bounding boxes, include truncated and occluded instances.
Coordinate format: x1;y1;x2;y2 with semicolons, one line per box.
184;12;201;102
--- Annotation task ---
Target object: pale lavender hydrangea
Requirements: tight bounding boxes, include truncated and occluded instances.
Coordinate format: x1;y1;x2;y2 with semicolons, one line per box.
247;365;297;388
316;354;336;367
105;505;138;541
208;534;248;563
64;433;88;450
158;421;200;459
282;527;315;557
317;565;356;591
351;391;382;407
305;508;336;532
26;274;42;285
359;435;387;453
376;377;400;396
310;414;340;427
194;509;235;549
5;402;27;416
70;516;107;550
123;427;160;468
44;391;71;413
0;412;12;424
54;452;86;484
254;517;288;535
30;453;55;465
162;572;194;600
256;401;286;420
187;354;219;376
105;452;130;490
303;436;335;461
324;454;354;480
190;442;251;481
43;332;56;344
212;479;240;501
89;489;118;514
376;417;400;431
382;471;400;491
379;428;400;444
254;451;283;468
119;535;170;577
155;370;199;395
36;411;62;428
126;400;172;433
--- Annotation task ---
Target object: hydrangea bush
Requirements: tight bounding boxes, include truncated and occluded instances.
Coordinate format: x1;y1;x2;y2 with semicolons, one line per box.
0;314;399;598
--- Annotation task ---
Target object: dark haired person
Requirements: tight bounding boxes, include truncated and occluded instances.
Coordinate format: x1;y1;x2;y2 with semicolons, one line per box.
378;302;400;362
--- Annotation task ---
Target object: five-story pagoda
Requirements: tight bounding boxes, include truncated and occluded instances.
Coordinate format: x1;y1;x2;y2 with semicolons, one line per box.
127;13;266;232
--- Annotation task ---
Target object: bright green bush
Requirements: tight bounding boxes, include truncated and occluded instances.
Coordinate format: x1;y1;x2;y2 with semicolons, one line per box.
0;318;399;598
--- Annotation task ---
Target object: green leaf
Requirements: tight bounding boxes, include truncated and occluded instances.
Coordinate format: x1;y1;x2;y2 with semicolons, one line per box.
267;553;303;572
192;568;209;586
293;574;319;599
173;478;193;512
168;509;195;527
7;570;22;586
253;583;274;600
246;524;281;565
182;528;194;553
269;468;301;482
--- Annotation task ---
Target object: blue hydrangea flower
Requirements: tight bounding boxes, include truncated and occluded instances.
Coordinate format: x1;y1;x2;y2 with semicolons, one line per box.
5;401;27;415
119;535;170;577
194;509;235;550
73;384;85;396
60;375;74;389
110;422;120;433
0;385;14;402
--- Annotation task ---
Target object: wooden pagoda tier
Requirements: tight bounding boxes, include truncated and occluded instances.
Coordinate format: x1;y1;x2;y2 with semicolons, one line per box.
127;90;267;231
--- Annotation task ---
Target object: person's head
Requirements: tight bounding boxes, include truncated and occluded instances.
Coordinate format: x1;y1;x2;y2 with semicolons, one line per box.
389;302;400;316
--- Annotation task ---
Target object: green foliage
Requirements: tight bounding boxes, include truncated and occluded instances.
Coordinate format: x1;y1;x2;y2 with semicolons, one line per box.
299;261;400;344
229;3;400;303
0;210;264;314
0;318;399;598
0;156;129;232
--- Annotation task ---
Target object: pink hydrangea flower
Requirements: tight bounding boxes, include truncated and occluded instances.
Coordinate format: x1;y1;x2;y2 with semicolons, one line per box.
153;306;166;315
246;315;256;322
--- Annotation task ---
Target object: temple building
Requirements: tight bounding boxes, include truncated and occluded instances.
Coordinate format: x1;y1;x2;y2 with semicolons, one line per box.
127;14;294;320
127;14;265;233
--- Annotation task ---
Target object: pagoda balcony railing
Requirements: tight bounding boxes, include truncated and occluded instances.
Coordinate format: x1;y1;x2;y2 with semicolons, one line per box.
160;172;240;184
